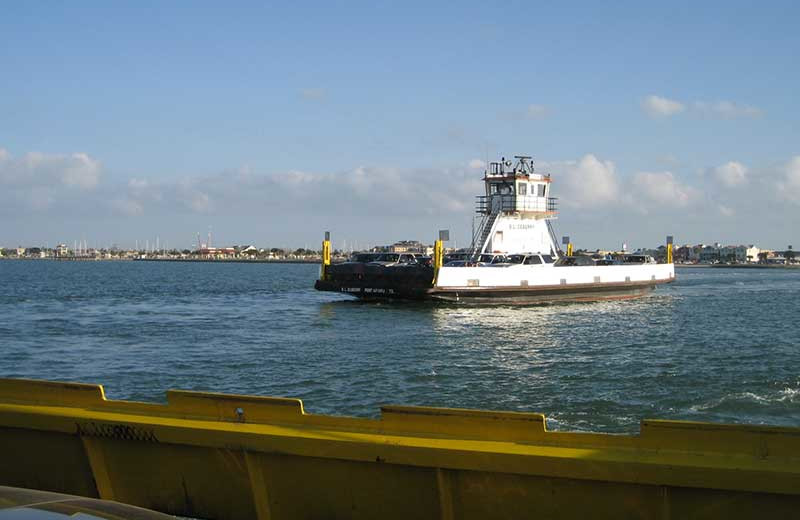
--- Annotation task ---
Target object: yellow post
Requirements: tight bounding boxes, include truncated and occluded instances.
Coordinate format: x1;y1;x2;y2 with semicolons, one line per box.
667;243;673;264
433;239;443;285
566;243;573;257
321;233;331;281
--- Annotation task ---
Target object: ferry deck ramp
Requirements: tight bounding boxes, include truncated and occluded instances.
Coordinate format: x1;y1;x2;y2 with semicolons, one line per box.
0;378;798;519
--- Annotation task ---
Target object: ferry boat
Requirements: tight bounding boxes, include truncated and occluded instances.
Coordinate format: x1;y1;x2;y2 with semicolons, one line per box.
315;155;675;303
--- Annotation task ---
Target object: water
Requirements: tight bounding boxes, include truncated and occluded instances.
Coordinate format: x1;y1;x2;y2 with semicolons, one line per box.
1;260;798;433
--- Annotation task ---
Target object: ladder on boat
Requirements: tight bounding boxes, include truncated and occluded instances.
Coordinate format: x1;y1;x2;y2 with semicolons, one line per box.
469;199;502;259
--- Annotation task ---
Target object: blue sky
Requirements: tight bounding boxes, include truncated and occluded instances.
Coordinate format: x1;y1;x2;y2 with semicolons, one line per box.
2;2;799;250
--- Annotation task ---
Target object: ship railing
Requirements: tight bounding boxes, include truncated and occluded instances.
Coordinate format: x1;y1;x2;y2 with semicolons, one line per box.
475;196;558;214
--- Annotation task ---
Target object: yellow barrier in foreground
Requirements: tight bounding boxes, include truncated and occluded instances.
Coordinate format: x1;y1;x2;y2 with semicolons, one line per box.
1;378;799;519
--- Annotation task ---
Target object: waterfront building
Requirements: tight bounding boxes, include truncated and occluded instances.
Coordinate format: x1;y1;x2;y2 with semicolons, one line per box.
198;246;236;258
699;245;719;263
388;240;428;254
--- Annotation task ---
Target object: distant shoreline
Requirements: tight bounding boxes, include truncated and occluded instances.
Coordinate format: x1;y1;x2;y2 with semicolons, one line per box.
676;263;800;269
0;257;326;265
133;258;323;264
4;257;798;268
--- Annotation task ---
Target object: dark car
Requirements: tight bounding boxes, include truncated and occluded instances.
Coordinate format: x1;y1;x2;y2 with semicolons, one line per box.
369;253;419;266
554;255;596;266
349;252;381;263
415;255;433;267
443;252;469;263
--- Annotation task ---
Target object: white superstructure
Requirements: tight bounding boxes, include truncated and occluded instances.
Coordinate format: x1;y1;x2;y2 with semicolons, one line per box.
470;155;559;257
431;156;675;300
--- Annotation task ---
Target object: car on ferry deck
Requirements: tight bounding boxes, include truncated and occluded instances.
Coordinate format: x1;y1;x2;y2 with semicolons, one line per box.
491;253;556;267
555;255;596;266
615;254;657;264
415;255;433;267
443;252;469;264
349;252;381;263
477;254;508;266
369;253;420;266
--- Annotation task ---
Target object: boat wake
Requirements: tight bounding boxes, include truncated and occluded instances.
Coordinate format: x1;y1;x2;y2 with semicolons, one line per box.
690;386;800;412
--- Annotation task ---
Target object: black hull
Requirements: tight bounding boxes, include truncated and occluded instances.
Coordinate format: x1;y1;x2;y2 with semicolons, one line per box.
316;263;667;304
427;283;656;304
316;263;435;300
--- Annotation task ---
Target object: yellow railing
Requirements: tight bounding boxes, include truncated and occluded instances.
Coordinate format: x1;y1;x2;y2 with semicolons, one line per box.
433;239;443;285
321;237;331;280
1;378;799;519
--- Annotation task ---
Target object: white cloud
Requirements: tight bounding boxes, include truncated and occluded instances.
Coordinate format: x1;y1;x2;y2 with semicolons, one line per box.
105;163;484;219
61;153;101;189
712;161;748;187
641;95;685;117
110;198;144;216
0;149;101;190
129;178;150;190
631;171;696;208
0;148;102;212
300;88;326;101
504;104;550;122
4;144;798;250
525;104;549;119
777;156;800;205
718;204;735;217
555;154;619;208
641;96;762;120
693;101;762;118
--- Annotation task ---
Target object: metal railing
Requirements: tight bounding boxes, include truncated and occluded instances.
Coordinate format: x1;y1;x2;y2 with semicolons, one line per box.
476;195;558;214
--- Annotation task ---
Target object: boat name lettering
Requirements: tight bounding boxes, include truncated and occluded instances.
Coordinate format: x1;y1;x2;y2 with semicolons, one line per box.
508;223;538;230
342;287;394;294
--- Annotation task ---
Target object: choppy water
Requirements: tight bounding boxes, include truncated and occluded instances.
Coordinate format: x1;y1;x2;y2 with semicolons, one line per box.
1;260;798;433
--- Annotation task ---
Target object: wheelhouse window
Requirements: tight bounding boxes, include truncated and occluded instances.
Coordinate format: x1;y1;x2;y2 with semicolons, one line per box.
537;184;546;197
541;254;554;263
524;255;542;265
517;183;527;196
